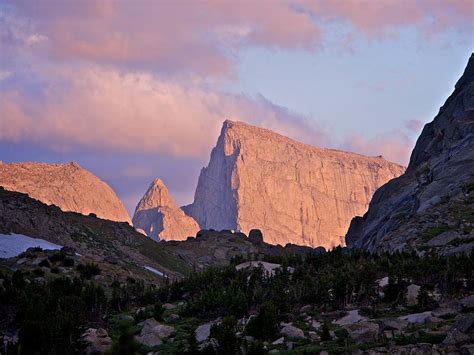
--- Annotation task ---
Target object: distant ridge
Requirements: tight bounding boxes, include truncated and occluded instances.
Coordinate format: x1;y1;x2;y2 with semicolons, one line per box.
0;161;131;224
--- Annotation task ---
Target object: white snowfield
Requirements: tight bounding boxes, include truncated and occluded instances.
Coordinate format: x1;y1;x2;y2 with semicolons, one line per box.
144;265;166;278
0;233;63;258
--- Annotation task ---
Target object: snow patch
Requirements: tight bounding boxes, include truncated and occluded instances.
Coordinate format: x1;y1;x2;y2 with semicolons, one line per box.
0;233;63;258
144;265;166;277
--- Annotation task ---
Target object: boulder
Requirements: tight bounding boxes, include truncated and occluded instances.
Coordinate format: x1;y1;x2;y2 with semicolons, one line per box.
461;295;474;311
272;337;284;345
81;328;112;354
195;322;213;343
135;318;175;347
163;303;176;310
168;314;180;322
426;231;461;247
343;322;379;344
299;304;312;313
248;229;264;244
379;318;409;331
334;310;366;326
398;311;433;324
406;284;421;306
310;319;322;330
280;324;305;339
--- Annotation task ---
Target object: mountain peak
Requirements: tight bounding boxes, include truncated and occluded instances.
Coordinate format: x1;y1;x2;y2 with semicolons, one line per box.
0;161;131;223
136;178;175;212
133;178;199;241
185;121;404;248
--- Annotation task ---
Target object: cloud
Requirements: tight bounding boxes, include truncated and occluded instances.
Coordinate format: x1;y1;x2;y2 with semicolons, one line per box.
342;129;415;166
4;0;472;77
0;0;468;163
0;65;326;157
308;0;473;38
6;0;319;77
405;119;424;134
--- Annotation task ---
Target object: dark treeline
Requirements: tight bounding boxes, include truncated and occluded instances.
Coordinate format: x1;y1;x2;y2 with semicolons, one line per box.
0;248;473;354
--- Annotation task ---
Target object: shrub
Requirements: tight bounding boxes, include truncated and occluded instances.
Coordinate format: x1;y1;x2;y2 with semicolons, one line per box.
153;302;165;321
210;316;239;354
62;257;75;267
245;301;279;340
77;263;101;279
38;259;50;268
48;252;66;263
320;323;331;341
33;269;45;277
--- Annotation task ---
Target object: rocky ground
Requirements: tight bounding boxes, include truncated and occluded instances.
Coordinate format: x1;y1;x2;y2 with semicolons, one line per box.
69;257;474;354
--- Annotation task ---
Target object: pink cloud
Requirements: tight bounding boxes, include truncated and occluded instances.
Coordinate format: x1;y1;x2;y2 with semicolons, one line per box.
309;0;473;38
342;130;414;166
9;0;319;76
405;119;424;134
6;0;472;77
0;66;326;157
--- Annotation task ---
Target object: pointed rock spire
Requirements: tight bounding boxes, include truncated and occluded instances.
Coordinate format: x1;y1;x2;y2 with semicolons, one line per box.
133;178;199;241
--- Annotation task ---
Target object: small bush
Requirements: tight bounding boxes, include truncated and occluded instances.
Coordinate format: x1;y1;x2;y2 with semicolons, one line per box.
153;302;165;321
38;259;50;268
77;263;101;279
33;269;45;277
62;257;75;267
320;323;331;341
245;301;279;340
48;252;66;263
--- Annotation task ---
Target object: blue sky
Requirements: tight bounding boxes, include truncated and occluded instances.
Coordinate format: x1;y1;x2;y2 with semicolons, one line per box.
0;0;473;215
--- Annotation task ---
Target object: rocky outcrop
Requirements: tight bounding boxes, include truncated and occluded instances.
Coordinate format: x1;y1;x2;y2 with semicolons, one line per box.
183;121;404;248
0;162;130;224
346;54;474;253
133;178;199;241
161;229;321;270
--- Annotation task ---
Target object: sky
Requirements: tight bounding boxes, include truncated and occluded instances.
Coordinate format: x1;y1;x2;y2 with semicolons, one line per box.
0;0;473;216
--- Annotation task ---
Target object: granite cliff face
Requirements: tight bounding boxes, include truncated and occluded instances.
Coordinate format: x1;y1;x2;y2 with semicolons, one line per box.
183;121;405;249
346;54;474;254
0;162;131;224
133;178;199;241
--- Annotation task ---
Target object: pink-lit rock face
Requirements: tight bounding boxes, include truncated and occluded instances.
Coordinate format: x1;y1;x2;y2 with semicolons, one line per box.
0;162;131;224
133;178;199;241
184;121;405;249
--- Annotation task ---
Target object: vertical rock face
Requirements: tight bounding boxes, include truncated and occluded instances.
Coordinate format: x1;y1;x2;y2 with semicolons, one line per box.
346;54;474;254
183;121;405;249
133;178;199;241
0;162;131;223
